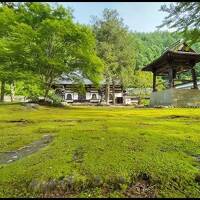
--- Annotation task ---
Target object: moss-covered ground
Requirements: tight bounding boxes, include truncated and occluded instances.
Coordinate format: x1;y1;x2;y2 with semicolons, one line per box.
0;103;200;197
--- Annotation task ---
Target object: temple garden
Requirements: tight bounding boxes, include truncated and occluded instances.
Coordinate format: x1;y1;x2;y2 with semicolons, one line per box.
1;2;200;198
0;103;200;198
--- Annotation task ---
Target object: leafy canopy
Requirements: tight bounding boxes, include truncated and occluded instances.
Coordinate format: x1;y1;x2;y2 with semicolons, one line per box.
0;3;103;99
92;8;137;88
158;2;200;44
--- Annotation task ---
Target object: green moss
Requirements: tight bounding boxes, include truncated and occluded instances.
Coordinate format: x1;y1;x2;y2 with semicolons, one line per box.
0;104;200;197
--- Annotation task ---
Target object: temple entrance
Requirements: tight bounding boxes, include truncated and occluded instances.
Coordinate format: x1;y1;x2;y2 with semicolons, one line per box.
116;97;123;104
91;93;97;100
66;94;72;100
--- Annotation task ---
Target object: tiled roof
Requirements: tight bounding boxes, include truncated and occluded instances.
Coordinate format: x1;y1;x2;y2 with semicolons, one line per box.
54;72;120;85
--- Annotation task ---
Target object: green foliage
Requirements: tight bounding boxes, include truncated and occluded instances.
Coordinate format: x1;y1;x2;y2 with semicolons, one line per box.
0;3;103;100
134;31;180;69
140;98;150;106
159;2;200;45
92;9;137;88
0;6;20;82
15;77;43;100
131;71;152;88
47;91;63;106
126;31;180;89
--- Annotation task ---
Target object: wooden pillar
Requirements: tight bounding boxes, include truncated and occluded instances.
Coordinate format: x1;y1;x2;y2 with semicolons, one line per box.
0;80;5;102
153;71;157;92
168;68;174;88
172;69;176;87
112;80;115;105
191;67;198;89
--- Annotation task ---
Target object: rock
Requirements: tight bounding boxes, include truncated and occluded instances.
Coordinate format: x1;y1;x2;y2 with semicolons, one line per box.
61;102;69;106
12;155;18;159
23;103;39;109
46;179;57;191
63;176;74;191
135;105;145;108
29;179;57;193
93;176;103;187
59;180;67;190
118;176;126;184
40;181;48;193
29;180;41;192
195;174;200;184
153;105;169;108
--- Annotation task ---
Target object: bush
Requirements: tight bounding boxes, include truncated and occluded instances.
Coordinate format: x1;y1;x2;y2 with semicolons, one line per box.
26;95;40;103
140;98;150;106
47;92;63;107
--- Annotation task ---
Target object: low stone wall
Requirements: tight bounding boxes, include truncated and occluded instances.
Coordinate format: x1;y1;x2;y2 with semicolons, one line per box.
150;88;200;107
3;95;26;102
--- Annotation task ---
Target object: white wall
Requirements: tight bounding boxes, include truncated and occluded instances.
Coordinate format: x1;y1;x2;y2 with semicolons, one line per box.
115;93;123;97
63;90;123;101
86;92;91;100
3;95;27;102
124;98;139;105
64;92;79;100
73;93;78;100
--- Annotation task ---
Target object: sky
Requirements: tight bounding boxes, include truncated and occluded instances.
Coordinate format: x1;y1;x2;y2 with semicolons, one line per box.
51;2;172;33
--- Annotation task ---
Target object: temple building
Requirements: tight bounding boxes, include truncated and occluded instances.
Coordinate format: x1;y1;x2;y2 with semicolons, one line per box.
142;40;200;107
52;74;127;104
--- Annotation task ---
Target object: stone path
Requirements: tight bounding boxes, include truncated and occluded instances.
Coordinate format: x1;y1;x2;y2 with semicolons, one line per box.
0;135;54;164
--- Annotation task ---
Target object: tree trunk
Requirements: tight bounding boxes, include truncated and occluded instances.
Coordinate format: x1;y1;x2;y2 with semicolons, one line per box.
112;80;115;105
44;87;50;101
44;79;54;102
138;96;141;105
0;80;5;102
105;83;110;105
10;81;15;102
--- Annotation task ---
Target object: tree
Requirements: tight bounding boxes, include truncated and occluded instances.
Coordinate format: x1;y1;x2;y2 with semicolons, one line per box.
130;31;181;90
0;5;20;101
0;3;103;101
0;4;38;102
158;2;200;44
35;19;103;99
159;2;200;79
133;31;180;68
92;9;136;104
0;2;20;8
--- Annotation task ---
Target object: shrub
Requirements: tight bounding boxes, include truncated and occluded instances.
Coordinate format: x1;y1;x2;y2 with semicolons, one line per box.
48;92;63;107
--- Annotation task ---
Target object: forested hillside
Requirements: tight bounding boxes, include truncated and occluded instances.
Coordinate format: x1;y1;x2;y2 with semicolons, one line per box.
134;31;180;69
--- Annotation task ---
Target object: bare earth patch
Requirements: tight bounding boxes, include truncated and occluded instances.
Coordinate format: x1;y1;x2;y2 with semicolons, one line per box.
0;135;54;164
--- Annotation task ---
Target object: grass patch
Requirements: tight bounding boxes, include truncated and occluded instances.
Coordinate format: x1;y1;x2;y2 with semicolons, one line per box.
0;104;200;197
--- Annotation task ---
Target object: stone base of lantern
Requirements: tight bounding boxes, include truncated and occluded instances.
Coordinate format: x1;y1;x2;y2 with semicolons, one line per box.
150;88;200;107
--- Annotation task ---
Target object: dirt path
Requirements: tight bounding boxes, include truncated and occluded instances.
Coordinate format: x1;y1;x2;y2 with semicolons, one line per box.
0;135;54;164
